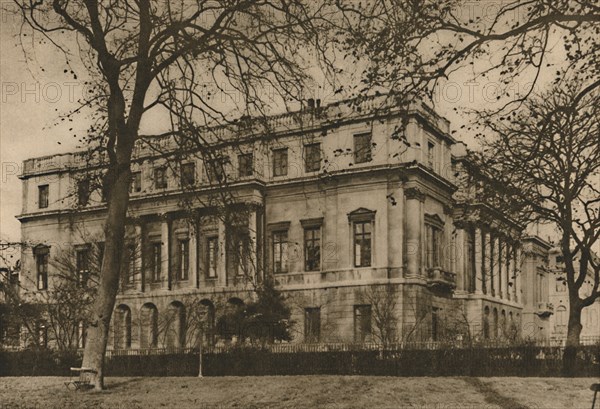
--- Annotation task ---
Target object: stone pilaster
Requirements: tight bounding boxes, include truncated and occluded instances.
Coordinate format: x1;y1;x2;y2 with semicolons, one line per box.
404;187;425;277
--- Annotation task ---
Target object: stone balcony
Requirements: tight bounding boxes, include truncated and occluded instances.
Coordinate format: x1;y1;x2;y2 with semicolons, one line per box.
536;302;554;317
426;267;457;291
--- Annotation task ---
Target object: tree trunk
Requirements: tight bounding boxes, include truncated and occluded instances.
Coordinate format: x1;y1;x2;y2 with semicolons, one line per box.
81;159;132;390
562;300;582;376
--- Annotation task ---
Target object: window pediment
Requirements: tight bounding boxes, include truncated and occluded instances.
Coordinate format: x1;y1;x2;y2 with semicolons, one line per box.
347;208;376;222
425;213;444;227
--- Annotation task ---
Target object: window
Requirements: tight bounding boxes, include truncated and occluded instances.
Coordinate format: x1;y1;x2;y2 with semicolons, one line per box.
556;277;566;292
273;148;288;177
77;179;90;206
238;153;253;177
354;221;372;267
154;167;167;189
272;230;288;273
177;239;189;281
304;143;321;172
130;171;142;193
354;305;372;343
304;226;321;271
150;242;161;282
354;133;372;164
425;224;443;269
76;248;90;286
304;307;321;342
125;244;135;285
38;185;49;209
207;236;218;278
206;159;226;183
35;248;49;290
181;163;196;188
229;230;248;277
427;141;435;168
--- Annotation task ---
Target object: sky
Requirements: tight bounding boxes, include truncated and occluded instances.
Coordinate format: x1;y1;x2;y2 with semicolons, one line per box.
0;1;582;247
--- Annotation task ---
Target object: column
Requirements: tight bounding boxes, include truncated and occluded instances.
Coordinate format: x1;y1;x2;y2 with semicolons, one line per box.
405;187;425;277
247;206;258;280
189;219;198;288
135;223;143;292
482;228;489;294
136;219;147;292
454;226;466;292
489;233;495;297
161;216;170;290
474;227;483;294
495;237;502;299
217;216;227;287
498;238;505;300
505;242;512;300
514;246;521;302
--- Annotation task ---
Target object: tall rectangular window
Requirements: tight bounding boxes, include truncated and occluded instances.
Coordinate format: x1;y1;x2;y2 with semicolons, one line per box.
125;244;135;285
154;167;167;189
354;133;372;164
206;159;226;183
177;239;189;281
304;143;321;172
304;226;321;271
38;185;49;209
36;249;49;290
304;307;321;342
272;230;288;273
207;236;218;278
354;305;372;343
181;163;196;188
427;141;435;168
238;153;253;177
354;221;372;267
76;248;90;286
272;148;288;177
150;242;162;282
130;171;142;193
77;179;90;206
426;224;443;268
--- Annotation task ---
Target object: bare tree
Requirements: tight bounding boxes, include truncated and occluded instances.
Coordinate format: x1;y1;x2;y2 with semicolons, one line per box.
340;0;600;114
357;284;399;347
13;0;341;388
474;83;599;372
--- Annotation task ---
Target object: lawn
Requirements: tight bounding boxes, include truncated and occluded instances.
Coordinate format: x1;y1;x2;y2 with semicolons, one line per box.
0;376;596;409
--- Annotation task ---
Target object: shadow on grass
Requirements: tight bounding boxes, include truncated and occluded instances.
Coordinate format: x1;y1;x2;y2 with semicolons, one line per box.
103;377;146;390
463;377;530;409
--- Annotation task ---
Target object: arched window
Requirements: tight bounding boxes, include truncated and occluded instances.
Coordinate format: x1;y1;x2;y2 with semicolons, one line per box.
166;301;186;350
114;304;132;349
140;303;158;348
199;299;216;347
492;308;499;340
555;305;567;328
500;310;506;338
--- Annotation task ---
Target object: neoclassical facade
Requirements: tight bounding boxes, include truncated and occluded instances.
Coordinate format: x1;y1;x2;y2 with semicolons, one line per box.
17;97;548;349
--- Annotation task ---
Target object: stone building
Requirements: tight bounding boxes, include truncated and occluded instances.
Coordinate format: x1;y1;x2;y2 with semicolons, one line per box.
546;248;600;344
17;97;548;349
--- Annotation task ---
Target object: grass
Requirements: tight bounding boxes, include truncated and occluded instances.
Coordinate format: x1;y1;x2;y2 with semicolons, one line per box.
0;376;596;409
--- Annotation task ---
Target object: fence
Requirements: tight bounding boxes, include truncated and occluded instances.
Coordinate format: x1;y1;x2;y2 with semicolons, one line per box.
2;342;599;377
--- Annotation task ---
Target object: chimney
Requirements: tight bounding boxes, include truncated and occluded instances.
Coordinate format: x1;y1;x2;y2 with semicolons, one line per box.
307;98;315;110
316;99;321;109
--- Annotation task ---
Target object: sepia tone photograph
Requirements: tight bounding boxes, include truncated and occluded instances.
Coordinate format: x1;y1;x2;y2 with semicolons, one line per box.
0;1;598;408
